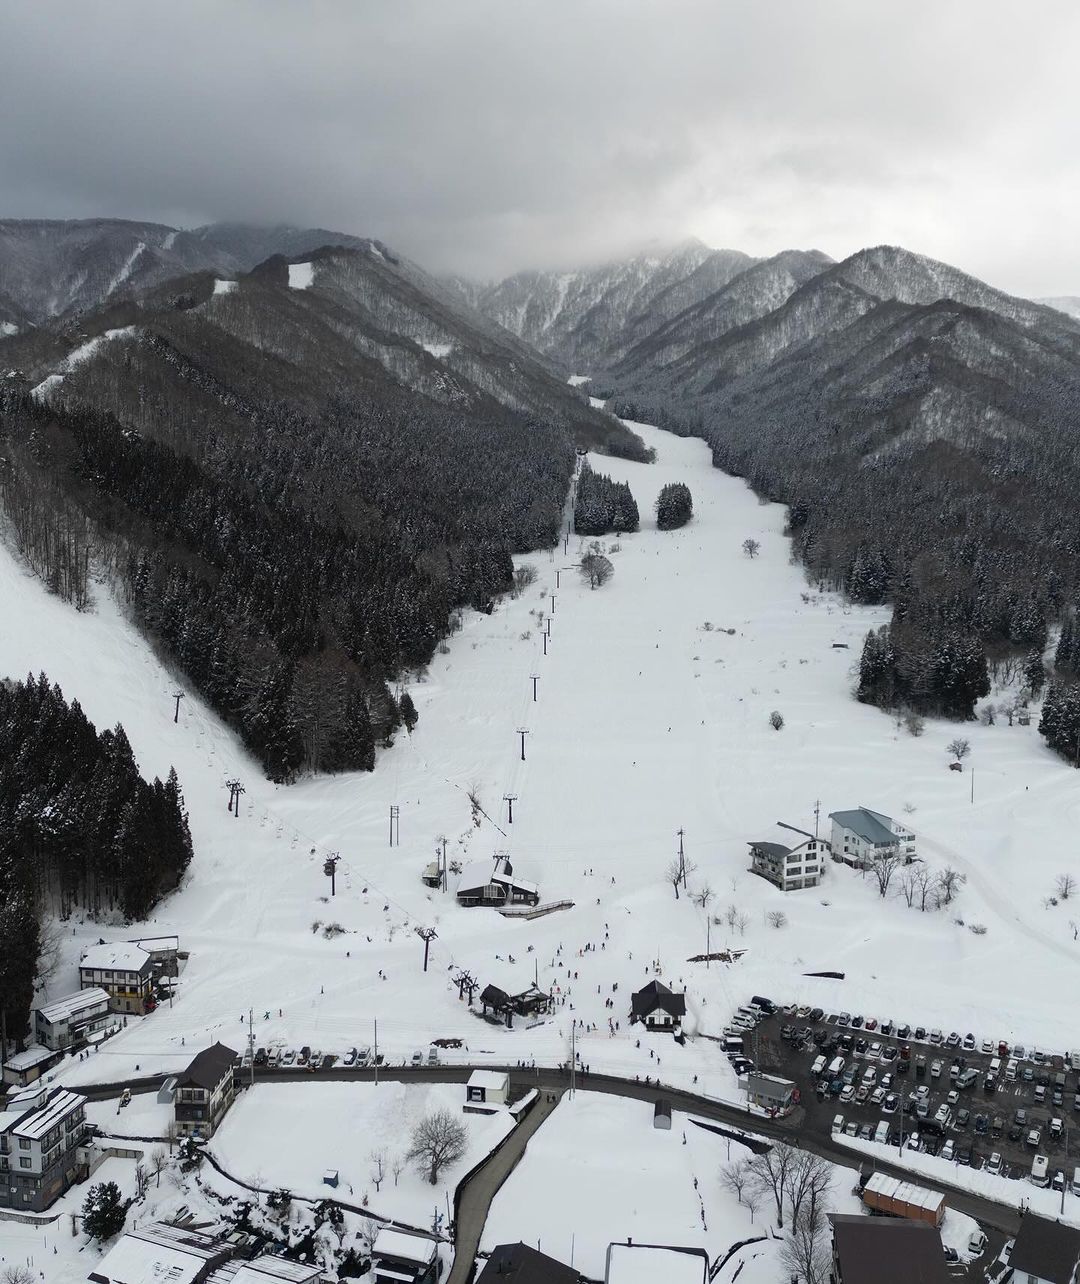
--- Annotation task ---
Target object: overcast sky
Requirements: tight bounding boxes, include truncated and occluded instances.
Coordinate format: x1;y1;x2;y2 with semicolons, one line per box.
2;1;1078;294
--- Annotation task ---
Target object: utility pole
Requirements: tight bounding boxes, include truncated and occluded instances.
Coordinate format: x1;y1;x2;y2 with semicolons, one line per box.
516;728;529;761
570;1022;576;1098
530;674;540;702
551;594;556;614
374;1018;378;1086
971;770;975;805
504;793;517;824
543;633;549;657
438;836;448;892
415;926;437;972
171;691;185;724
706;916;711;969
814;799;821;840
247;1006;255;1088
677;827;686;884
323;852;341;896
389;805;400;847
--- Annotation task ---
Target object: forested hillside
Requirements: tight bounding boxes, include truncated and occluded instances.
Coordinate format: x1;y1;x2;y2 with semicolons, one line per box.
0;673;193;1041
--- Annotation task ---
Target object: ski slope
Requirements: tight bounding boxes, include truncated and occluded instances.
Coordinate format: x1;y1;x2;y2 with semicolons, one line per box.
3;413;1079;1108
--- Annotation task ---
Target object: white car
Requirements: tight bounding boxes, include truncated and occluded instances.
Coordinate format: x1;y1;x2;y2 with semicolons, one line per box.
986;1152;1003;1175
941;1139;955;1161
969;1230;987;1256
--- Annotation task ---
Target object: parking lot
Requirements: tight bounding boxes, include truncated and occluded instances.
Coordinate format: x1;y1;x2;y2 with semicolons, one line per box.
734;1003;1080;1195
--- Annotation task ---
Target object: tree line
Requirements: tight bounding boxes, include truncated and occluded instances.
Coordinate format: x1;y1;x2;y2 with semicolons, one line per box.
0;672;193;1042
573;461;639;535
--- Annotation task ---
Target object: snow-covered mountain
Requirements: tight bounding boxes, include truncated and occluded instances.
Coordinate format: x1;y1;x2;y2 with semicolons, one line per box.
0;219;373;326
453;240;756;371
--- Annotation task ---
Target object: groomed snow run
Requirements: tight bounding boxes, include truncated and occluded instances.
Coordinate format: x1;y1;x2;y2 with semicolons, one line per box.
30;326;136;400
288;261;315;289
420;340;452;359
213;278;237;295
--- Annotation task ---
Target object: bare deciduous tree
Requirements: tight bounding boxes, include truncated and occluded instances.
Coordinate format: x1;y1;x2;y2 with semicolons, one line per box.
406;1109;468;1185
733;910;749;935
746;1143;798;1228
693;883;715;911
871;850;903;897
1056;873;1077;901
936;866;965;906
149;1146;168;1187
369;1148;387;1192
946;737;971;762
781;1201;830;1284
742;538;760;559
719;1157;752;1204
769;710;784;731
580;552;614;590
666;858;683;899
3;1267;37;1284
766;910;788;929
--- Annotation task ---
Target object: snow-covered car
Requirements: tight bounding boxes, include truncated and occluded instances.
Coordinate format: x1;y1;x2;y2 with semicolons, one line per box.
267;1048;281;1068
880;1074;893;1090
427;1047;440;1066
844;1121;859;1136
832;1114;844;1132
882;1093;899;1114
864;1017;878;1032
946;1089;959;1106
963;1033;976;1050
855;1085;870;1104
930;1058;943;1079
840;1085;855;1103
906;1133;921;1151
934;1104;951;1126
281;1049;297;1066
869;1042;883;1060
981;1039;995;1054
882;1046;898;1062
410;1050;424;1066
946;1031;961;1048
941;1139;955;1161
356;1046;371;1066
929;1029;944;1044
969;1230;988;1255
343;1047;357;1066
986;1152;1003;1174
871;1086;887;1106
858;1123;874;1140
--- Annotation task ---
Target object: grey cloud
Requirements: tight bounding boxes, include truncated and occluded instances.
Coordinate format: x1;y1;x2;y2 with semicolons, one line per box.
1;0;1078;293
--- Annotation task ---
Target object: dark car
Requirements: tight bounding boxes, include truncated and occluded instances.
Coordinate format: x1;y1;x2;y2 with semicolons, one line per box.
855;1037;868;1056
974;1114;989;1134
254;1047;268;1067
897;1024;911;1039
830;1077;844;1096
895;1058;909;1075
1014;1108;1027;1126
810;1007;824;1021
750;995;776;1014
882;1046;898;1062
1008;1123;1023;1143
881;1020;895;1036
851;1015;864;1029
956;1108;971;1128
781;1024;796;1041
957;1145;973;1166
840;1033;854;1051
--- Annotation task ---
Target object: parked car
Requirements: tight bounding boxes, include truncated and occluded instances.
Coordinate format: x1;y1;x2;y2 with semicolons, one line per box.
958;1145;972;1166
871;1086;887;1106
838;1011;852;1026
844;1121;859;1137
946;1089;959;1106
267;1048;281;1068
896;1024;911;1039
356;1046;371;1067
956;1108;971;1128
832;1114;844;1133
883;1093;899;1114
343;1047;358;1066
882;1046;898;1062
855;1085;871;1105
282;1049;297;1066
410;1050;424;1067
930;1029;944;1044
851;1015;864;1028
869;1042;883;1061
946;1032;961;1049
865;1018;878;1032
1027;1128;1042;1148
969;1230;988;1256
298;1046;311;1066
254;1047;267;1067
963;1033;976;1050
854;1037;868;1056
981;1039;995;1054
986;1152;1003;1175
974;1114;989;1134
881;1020;894;1036
859;1123;874;1141
941;1139;955;1161
427;1047;440;1066
934;1104;952;1126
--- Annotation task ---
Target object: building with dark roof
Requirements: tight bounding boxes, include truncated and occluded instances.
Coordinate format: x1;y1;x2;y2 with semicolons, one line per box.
630;980;686;1033
828;806;916;869
1010;1211;1080;1284
748;823;829;891
477;1242;580;1284
830;1213;948;1284
174;1042;237;1139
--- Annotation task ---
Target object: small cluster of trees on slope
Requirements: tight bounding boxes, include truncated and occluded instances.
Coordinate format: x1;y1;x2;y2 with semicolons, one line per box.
655;481;692;530
0;361;574;780
573;462;639;535
0;672;193;1043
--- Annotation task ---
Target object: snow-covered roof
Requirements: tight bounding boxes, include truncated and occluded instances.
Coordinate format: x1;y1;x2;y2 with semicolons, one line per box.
80;940;153;972
37;986;111;1024
90;1224;230;1284
468;1070;509;1091
231;1257;322;1284
3;1044;55;1071
864;1171;944;1213
372;1227;437;1265
458;856;536;895
605;1243;708;1284
2;1087;84;1139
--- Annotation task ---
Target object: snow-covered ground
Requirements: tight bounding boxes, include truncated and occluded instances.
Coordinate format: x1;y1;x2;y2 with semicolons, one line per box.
479;1093;979;1280
419;340;452;358
288;261;315;289
4;410;1080;1249
212;277;236;295
209;1081;512;1231
30;326;136;400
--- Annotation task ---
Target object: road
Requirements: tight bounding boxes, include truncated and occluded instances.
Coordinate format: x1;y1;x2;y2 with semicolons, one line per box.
446;1088;563;1284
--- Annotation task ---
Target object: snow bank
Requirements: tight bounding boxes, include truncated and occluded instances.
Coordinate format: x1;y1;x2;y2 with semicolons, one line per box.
568;374;592;386
420;340;453;359
213;278;237;295
288;261;315;289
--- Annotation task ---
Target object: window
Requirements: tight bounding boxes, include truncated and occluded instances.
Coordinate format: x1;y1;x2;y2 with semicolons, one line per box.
19;1158;31;1169
18;1138;30;1150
